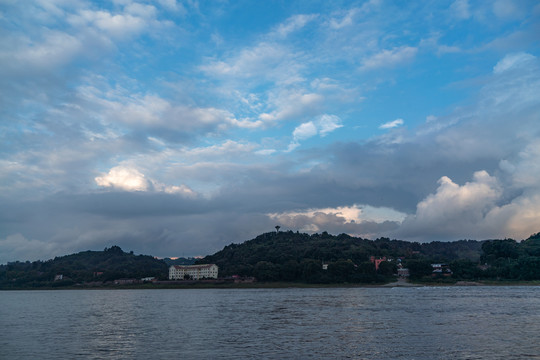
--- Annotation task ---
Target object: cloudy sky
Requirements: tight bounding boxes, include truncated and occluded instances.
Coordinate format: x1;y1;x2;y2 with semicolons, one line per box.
1;0;539;263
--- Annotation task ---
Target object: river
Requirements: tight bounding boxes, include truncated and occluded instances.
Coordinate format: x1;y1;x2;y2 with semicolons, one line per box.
1;286;539;359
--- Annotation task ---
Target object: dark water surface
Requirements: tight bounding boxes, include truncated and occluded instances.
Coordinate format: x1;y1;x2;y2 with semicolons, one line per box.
1;286;539;359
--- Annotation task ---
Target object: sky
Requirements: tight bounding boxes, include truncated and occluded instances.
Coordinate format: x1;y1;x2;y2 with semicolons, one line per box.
1;0;540;263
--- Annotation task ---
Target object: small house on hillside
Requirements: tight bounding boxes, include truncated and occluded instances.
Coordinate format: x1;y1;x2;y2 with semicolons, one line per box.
431;263;452;277
370;256;387;271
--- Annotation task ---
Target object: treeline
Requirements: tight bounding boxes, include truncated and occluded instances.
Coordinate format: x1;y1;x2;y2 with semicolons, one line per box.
197;231;485;283
2;232;539;288
198;231;540;283
402;233;540;281
0;246;168;289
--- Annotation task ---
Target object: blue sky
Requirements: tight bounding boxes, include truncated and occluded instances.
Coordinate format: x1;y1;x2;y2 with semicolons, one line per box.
1;0;539;263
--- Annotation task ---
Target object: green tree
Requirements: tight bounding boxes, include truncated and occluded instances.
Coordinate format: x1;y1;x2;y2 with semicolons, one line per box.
377;261;397;277
280;260;300;282
481;240;519;263
328;260;355;282
406;259;433;278
253;261;280;281
300;259;323;283
450;259;482;280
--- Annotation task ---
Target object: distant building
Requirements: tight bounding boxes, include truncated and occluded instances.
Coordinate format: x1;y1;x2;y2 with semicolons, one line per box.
322;263;329;270
169;264;218;280
54;274;63;281
431;263;452;276
232;275;255;283
114;278;137;285
397;268;409;277
370;256;387;271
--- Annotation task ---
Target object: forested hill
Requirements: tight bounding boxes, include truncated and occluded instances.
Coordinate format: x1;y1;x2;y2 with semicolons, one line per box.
2;232;539;288
197;231;483;281
0;246;168;288
197;231;540;283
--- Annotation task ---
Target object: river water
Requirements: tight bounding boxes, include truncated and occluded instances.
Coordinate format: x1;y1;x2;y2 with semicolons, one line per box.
1;286;539;359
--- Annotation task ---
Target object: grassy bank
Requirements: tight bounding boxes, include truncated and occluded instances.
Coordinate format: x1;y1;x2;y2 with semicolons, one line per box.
2;278;540;290
408;278;540;286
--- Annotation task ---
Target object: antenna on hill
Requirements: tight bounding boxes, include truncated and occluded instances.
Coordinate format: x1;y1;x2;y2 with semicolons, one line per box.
275;225;280;233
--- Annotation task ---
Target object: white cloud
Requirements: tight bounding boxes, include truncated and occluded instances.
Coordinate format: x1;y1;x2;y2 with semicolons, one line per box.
398;171;502;238
379;118;404;129
493;52;536;74
268;204;404;238
259;92;324;122
420;171;500;220
78;86;250;135
273;14;317;37
484;191;540;240
437;44;461;55
286;142;301;152
360;46;418;71
451;0;471;20
200;42;290;78
157;0;186;13
124;3;157;19
287;120;318;152
255;149;277;156
95;165;197;196
293;122;318;141
398;163;540;241
95;166;150;191
152;183;196;197
287;114;343;151
328;0;380;29
9;30;83;71
500;140;540;189
318;114;343;136
72;10;145;39
328;8;358;29
186;140;258;158
270;204;404;224
493;0;525;20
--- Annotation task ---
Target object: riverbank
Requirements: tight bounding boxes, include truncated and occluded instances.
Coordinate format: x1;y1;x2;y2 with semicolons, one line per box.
382;277;420;287
408;279;540;287
2;278;539;290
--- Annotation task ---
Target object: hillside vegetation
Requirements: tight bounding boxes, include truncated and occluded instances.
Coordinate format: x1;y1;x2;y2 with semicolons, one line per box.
0;246;168;288
2;232;539;288
197;231;483;283
198;231;540;283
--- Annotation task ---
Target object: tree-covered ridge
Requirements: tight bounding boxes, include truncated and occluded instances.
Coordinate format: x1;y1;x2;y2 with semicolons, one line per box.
478;233;540;280
1;232;539;288
196;231;484;283
0;246;168;288
197;231;540;283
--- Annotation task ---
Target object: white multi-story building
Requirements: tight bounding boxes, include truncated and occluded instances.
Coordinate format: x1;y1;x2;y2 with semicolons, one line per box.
169;264;219;280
